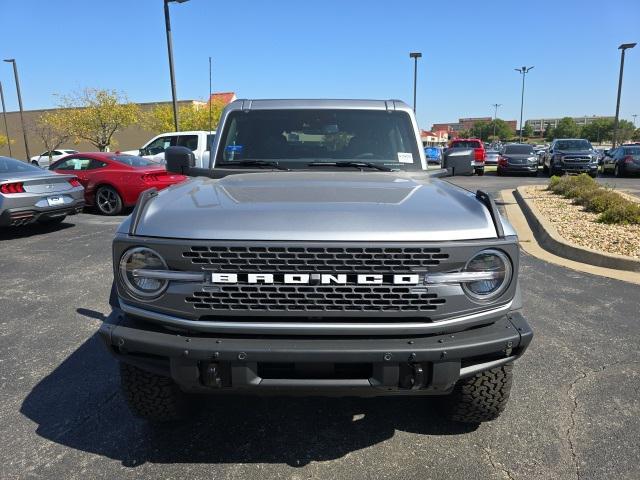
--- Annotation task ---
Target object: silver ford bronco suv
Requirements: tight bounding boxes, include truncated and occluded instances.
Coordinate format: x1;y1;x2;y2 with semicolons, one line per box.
100;99;532;423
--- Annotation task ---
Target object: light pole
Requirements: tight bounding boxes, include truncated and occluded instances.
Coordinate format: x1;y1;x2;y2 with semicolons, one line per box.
208;56;213;133
3;59;30;160
515;66;534;143
164;0;189;132
612;43;636;147
631;113;637;128
0;81;11;157
491;103;502;138
409;52;422;113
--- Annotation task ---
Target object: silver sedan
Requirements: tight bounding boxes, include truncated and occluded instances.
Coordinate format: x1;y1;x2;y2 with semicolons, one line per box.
0;156;85;227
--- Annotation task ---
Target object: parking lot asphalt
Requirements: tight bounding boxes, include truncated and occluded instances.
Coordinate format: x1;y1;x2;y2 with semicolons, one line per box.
1;172;639;480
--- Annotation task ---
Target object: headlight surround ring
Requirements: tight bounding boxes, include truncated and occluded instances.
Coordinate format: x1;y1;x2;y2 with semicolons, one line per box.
461;249;513;302
119;247;169;300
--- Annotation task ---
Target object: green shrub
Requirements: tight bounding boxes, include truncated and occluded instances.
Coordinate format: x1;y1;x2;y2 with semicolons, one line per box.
547;174;639;225
597;203;640;225
580;190;621;214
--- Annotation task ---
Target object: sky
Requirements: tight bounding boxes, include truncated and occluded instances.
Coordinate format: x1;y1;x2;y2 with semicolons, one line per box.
0;0;639;130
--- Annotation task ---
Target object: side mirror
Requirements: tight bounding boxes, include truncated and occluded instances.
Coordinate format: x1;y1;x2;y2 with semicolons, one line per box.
138;148;147;156
166;146;196;175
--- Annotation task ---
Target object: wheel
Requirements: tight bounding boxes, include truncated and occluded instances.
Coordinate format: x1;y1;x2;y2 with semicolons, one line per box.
530;171;538;177
589;172;597;178
496;168;503;176
120;363;192;422
543;163;549;174
95;185;123;215
444;364;513;423
38;216;66;225
476;168;485;176
614;164;624;178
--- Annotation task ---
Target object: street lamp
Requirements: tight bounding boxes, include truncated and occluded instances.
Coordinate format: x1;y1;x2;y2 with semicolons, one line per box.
164;0;189;132
491;103;502;138
0;81;12;157
515;66;534;143
612;43;636;147
409;52;422;113
632;114;637;128
3;59;30;160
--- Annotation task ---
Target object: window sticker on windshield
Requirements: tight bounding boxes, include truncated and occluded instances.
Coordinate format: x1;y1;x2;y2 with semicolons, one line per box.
397;152;413;163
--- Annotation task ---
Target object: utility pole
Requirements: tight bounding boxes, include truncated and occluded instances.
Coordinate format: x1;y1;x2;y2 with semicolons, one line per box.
208;56;212;133
409;52;422;113
3;59;30;160
612;43;636;147
632;114;637;128
0;81;11;157
164;0;190;132
491;103;502;138
515;66;534;143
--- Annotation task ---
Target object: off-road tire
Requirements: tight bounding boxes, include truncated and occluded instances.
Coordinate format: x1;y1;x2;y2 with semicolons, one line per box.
475;168;485;176
445;364;513;423
614;165;624;178
120;362;191;422
543;163;549;175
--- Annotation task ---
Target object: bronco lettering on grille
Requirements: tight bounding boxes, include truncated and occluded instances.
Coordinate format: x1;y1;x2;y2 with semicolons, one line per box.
210;273;421;285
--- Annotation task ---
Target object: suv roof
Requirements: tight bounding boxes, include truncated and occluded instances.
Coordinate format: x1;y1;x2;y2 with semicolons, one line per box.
226;98;412;113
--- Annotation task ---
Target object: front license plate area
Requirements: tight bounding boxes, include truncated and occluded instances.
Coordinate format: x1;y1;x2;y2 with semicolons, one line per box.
47;196;64;207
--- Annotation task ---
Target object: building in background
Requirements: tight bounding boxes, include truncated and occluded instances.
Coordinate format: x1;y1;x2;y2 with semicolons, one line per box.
432;117;517;136
525;115;614;136
420;129;448;146
0;92;237;160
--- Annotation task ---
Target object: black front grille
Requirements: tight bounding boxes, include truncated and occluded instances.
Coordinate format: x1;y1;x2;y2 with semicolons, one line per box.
563;156;590;163
183;246;449;273
185;285;445;313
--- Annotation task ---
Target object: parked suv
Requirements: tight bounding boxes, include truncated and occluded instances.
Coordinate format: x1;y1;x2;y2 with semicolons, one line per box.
600;145;640;177
542;138;598;177
449;138;485;175
100;99;532;424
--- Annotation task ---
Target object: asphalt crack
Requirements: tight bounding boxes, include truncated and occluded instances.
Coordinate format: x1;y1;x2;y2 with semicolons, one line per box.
565;360;640;480
482;446;517;480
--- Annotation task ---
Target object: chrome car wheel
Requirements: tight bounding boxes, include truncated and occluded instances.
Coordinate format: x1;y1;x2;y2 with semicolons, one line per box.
96;186;123;215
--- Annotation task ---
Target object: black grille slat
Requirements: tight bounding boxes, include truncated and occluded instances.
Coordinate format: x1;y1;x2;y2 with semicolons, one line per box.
184;284;445;313
183;246;448;273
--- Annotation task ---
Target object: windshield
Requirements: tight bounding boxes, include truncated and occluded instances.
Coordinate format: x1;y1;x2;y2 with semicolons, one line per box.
111;155;157;167
215;109;422;170
504;145;534;154
555;140;592;151
0;156;43;174
450;140;481;148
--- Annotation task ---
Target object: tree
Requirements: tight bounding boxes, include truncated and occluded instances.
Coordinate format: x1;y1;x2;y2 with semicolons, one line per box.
56;89;140;151
614;119;636;143
0;134;8;148
633;128;640;141
31;112;72;162
470;119;514;141
552;117;580;139
144;100;225;133
522;123;534;138
580;118;613;144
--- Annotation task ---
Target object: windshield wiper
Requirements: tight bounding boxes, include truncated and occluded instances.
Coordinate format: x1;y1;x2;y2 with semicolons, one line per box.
307;161;393;172
217;160;290;171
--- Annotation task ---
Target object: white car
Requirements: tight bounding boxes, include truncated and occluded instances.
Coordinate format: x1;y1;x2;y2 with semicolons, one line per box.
121;131;215;169
30;149;78;168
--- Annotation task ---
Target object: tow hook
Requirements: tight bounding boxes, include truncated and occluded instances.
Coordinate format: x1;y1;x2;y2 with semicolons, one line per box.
200;362;222;388
399;363;426;389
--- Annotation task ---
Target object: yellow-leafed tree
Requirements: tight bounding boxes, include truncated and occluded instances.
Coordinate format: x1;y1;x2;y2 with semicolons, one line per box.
144;100;225;134
56;89;141;151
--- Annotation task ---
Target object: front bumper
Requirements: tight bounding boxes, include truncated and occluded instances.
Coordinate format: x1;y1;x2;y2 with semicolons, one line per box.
100;308;533;396
498;164;538;174
556;163;598;174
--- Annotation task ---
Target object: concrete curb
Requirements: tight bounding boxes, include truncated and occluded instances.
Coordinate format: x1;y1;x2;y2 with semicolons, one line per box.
514;186;640;273
499;189;640;285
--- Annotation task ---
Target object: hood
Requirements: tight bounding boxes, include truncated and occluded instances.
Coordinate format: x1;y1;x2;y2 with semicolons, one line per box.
556;149;593;156
503;153;536;163
130;172;498;241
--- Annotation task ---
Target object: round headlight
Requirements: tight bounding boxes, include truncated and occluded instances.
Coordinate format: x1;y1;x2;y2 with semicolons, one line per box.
462;249;512;302
119;247;168;299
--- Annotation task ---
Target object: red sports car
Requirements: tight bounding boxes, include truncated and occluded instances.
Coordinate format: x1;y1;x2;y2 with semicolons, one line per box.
49;153;187;215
